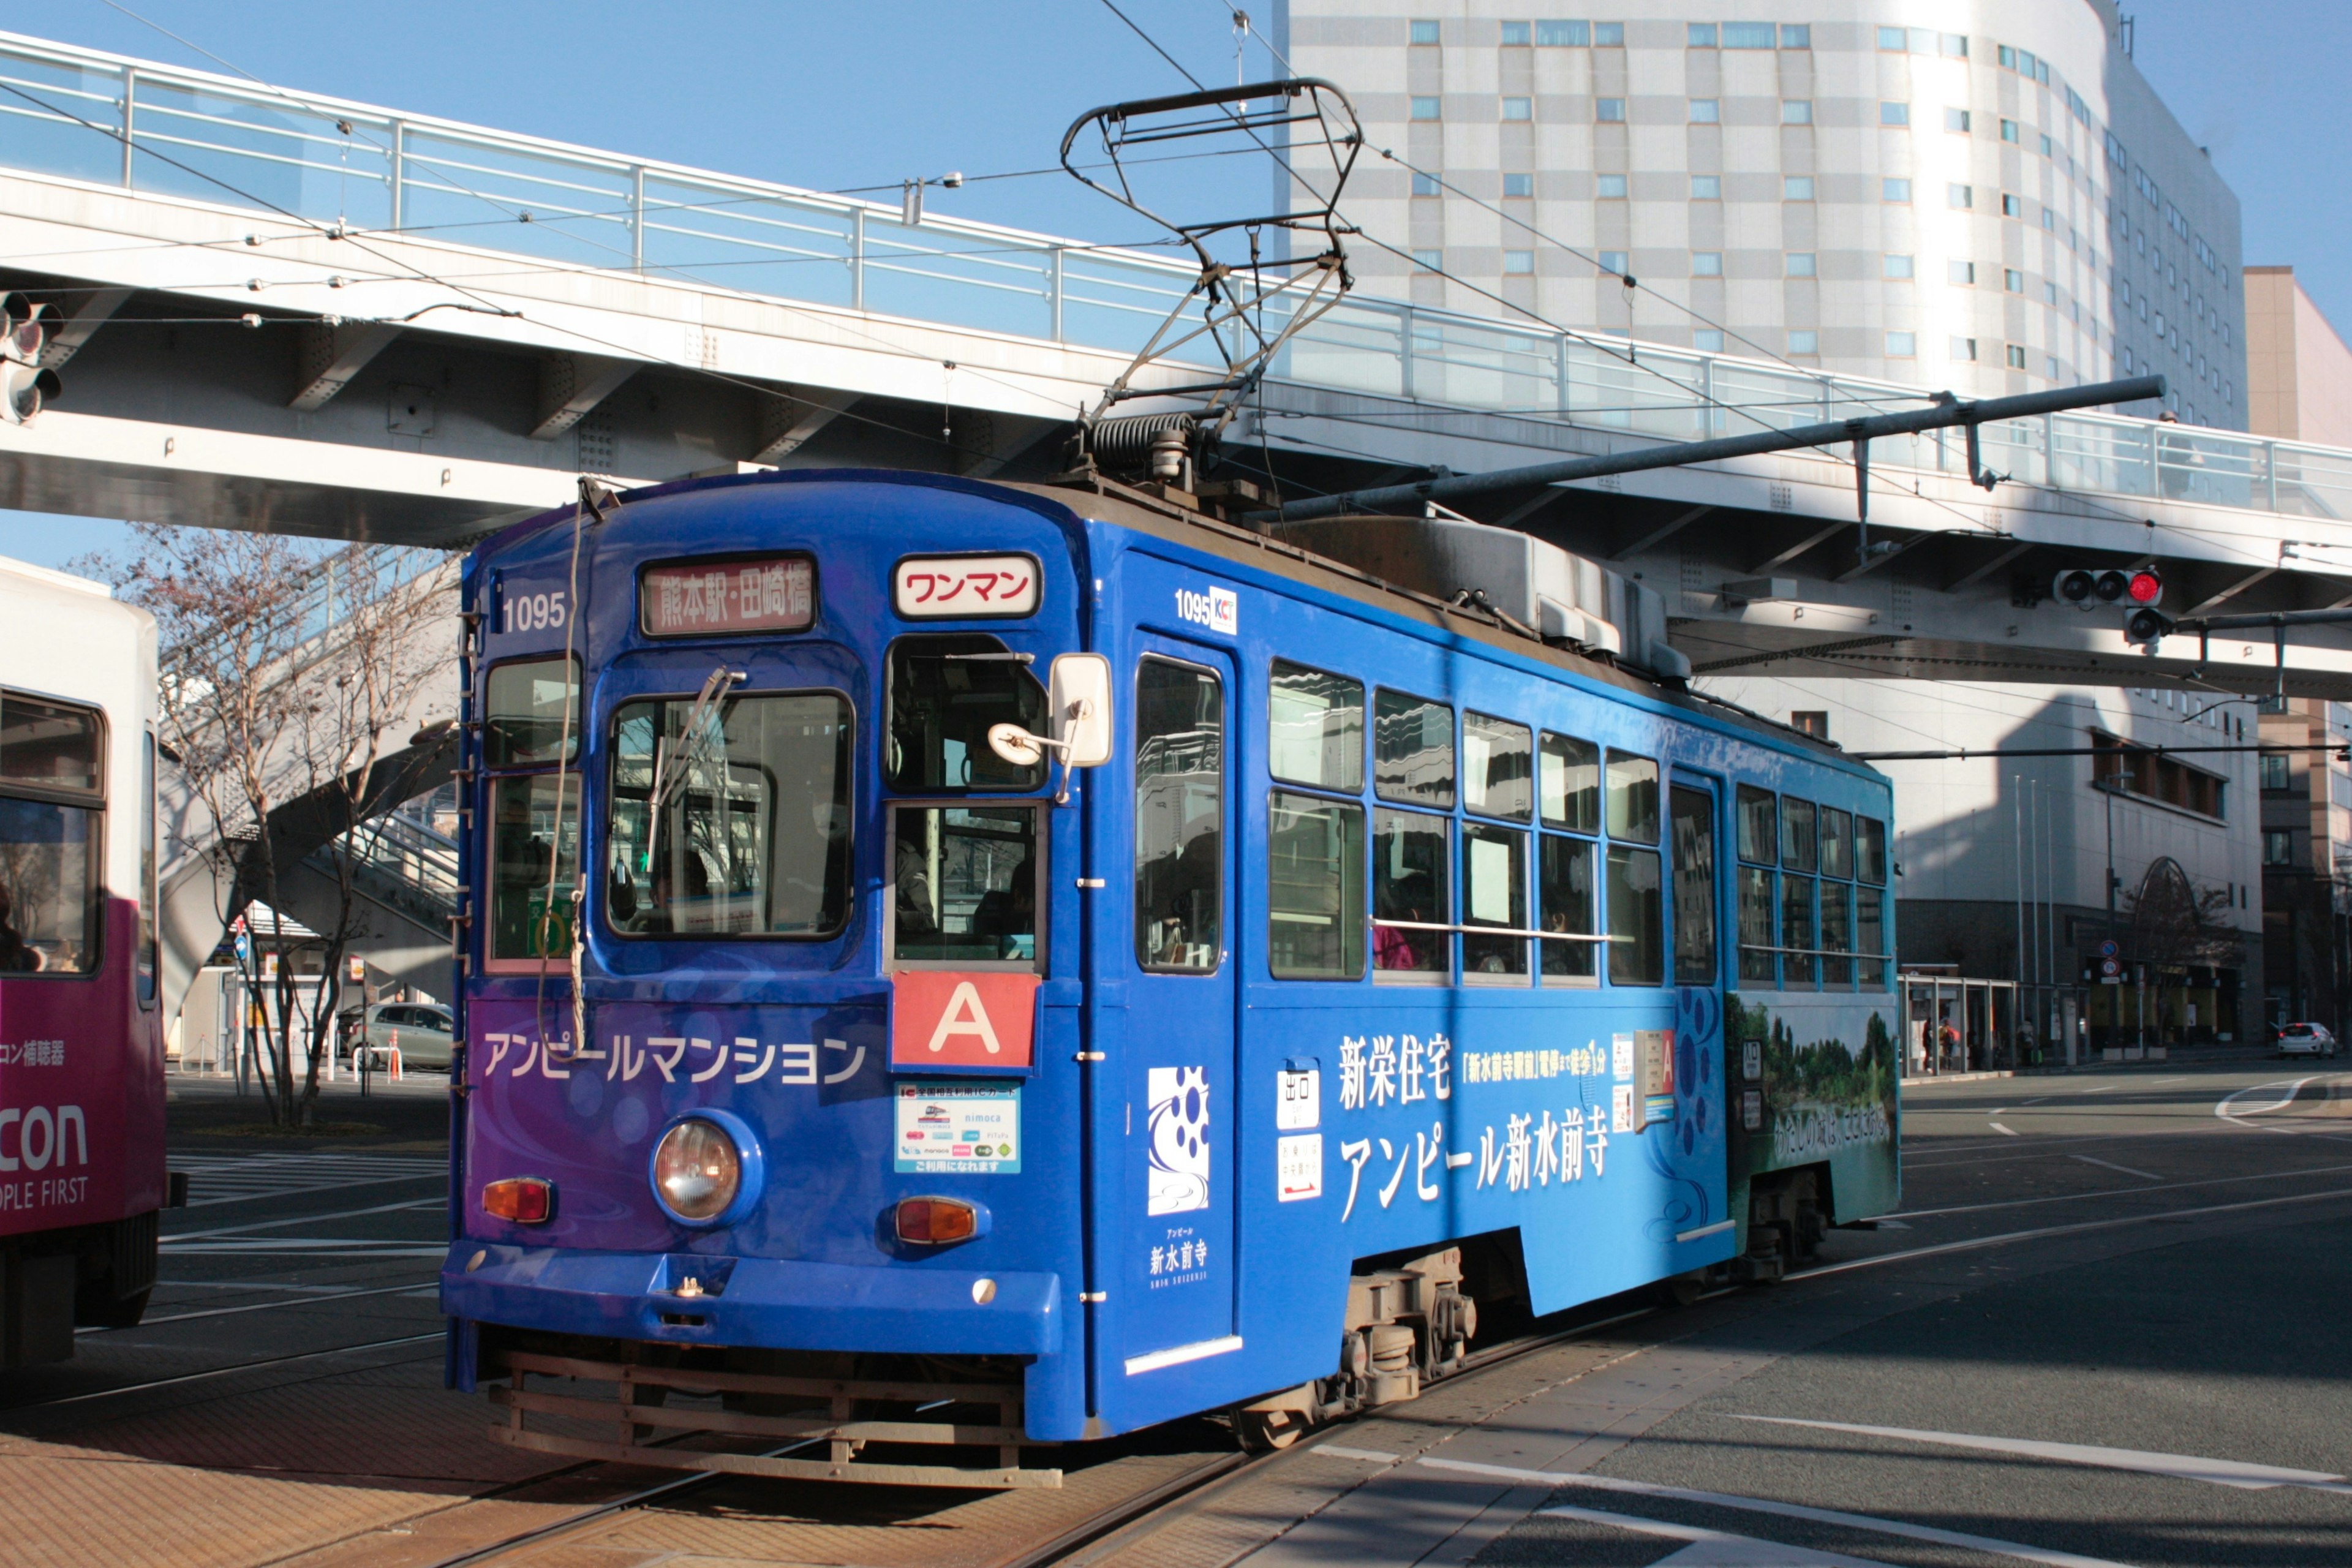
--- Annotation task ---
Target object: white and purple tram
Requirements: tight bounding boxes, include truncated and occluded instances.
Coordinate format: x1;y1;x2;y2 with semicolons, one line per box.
0;554;165;1366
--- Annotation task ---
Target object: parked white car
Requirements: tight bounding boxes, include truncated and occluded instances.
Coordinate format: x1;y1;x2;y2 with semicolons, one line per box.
348;1001;454;1071
2276;1022;2340;1059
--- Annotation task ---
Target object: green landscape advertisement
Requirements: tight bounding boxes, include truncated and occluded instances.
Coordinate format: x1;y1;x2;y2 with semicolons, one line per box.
1727;994;1901;1219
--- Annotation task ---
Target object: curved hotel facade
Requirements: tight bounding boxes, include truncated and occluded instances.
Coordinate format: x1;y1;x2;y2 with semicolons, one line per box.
1277;0;2244;428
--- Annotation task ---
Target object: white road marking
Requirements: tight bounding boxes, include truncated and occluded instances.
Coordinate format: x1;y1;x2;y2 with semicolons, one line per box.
1726;1415;2351;1494
2070;1155;2162;1181
164;1197;443;1243
2151;1076;2186;1084
1989;1123;2019;1137
2021;1097;2051;1106
2217;1077;2319;1132
1417;1456;2132;1568
77;1278;440;1335
2084;1084;2119;1093
1887;1159;2352;1221
1537;1501;1897;1564
1794;1184;2352;1281
1314;1445;1401;1465
170;1152;445;1207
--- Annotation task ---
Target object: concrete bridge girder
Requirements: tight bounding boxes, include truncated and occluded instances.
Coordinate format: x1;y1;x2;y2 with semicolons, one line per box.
1245;391;2352;699
0;160;2349;693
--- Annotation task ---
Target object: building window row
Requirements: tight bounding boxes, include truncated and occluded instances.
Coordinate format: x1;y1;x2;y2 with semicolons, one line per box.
1413;20;1813;48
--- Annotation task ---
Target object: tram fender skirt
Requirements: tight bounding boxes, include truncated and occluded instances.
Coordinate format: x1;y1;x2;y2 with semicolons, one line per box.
440;1243;1063;1357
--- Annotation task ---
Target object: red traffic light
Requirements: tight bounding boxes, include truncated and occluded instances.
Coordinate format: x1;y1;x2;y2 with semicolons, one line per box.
2126;569;2163;605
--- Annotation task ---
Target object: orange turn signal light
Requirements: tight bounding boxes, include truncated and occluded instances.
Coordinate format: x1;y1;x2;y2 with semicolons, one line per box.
895;1196;979;1245
483;1177;554;1224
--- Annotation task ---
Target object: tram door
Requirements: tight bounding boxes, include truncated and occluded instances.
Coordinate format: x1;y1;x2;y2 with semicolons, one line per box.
1670;774;1723;993
1102;637;1240;1409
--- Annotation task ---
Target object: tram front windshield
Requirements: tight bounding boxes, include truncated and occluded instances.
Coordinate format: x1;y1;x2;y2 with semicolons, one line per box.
606;692;854;938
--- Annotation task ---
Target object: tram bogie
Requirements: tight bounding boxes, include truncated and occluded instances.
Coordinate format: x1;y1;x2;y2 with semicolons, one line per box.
442;468;1902;1482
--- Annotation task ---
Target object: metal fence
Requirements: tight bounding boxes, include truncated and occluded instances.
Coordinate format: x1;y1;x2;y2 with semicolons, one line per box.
4;32;2351;524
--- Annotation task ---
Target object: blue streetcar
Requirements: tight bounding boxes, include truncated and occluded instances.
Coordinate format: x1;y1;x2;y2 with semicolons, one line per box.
440;467;1902;1487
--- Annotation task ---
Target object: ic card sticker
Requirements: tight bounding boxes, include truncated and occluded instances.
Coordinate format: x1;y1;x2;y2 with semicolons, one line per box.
1277;1133;1323;1201
1611;1033;1634;1081
1276;1066;1319;1130
894;1082;1022;1174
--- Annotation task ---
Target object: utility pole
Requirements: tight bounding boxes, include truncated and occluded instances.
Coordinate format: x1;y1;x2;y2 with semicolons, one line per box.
2100;769;2133;1051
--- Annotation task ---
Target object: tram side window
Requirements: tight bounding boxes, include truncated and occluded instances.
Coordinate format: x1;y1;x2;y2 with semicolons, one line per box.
1605;751;1662;985
1856;885;1888;989
0;690;102;976
1819;807;1854;987
1606;843;1663;985
891;805;1039;966
1373;808;1449;980
1856;815;1888;884
1463;713;1532;820
1606;750;1659;842
605;692;854;939
1735;785;1777;986
885;635;1047;794
1462;821;1529;979
1135;658;1223;972
1268;791;1365;979
1670;785;1717;985
1856;814;1890;989
1270;662;1364;792
1374;689;1455;807
1819;807;1852;880
484;657;580;766
1781;797;1818;988
1539;732;1599;833
1539;834;1596;982
488;774;579;963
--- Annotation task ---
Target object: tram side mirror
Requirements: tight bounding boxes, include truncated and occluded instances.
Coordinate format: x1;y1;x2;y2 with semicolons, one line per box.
1048;653;1113;767
987;654;1112;805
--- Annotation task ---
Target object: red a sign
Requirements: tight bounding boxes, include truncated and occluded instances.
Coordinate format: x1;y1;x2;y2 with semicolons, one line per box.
890;971;1040;1069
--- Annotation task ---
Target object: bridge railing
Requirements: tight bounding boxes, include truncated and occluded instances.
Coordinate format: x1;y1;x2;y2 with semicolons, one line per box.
3;31;2350;527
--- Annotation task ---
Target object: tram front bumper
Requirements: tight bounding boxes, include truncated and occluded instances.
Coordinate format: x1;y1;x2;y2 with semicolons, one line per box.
439;1242;1062;1357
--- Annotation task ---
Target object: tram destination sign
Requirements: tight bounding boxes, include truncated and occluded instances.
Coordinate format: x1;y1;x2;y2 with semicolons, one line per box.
639;554;815;637
894;553;1040;619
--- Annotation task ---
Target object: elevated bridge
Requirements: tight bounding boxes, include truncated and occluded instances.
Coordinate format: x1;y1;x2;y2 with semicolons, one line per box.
2;29;2350;705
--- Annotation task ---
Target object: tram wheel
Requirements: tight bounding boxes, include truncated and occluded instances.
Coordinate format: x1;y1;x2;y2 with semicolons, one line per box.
85;1285;151;1329
1235;1406;1311;1452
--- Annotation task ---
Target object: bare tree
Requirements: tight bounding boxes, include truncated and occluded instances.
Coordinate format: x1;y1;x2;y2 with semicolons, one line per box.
2125;856;2244;1043
89;525;449;1125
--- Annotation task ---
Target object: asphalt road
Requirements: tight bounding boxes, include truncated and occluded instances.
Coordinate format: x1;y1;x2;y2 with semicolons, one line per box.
1;1074;453;1418
1172;1057;2352;1568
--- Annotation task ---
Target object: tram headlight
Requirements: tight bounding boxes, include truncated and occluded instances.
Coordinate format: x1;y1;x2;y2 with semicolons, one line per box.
650;1113;763;1226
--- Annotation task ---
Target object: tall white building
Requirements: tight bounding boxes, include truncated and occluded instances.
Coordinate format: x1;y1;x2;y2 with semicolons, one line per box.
1278;0;2263;1043
1277;0;2245;427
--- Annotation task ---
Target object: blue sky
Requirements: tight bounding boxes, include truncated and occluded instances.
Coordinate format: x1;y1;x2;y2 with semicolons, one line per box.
4;0;2345;570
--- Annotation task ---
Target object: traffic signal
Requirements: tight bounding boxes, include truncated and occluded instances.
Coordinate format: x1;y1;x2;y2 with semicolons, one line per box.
0;292;59;425
2124;605;2173;646
2052;567;2162;609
